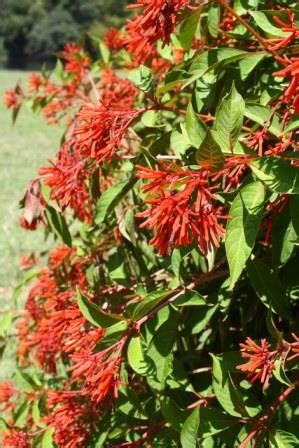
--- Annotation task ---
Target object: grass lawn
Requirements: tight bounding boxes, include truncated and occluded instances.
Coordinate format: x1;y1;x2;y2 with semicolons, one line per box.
0;69;62;295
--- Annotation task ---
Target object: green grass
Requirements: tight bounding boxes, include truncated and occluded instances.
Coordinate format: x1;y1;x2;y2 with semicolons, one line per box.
0;69;62;295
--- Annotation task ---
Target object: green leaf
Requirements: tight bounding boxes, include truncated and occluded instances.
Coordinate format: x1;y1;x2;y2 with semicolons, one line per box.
0;312;13;337
171;248;183;279
77;289;122;328
185;102;207;148
132;290;171;321
190;304;219;334
157;70;186;96
234;0;260;15
245;104;281;137
55;59;65;81
174;290;206;306
186;48;247;87
249;11;291;38
45;205;72;247
180;408;199;448
127;336;148;375
270;430;299;447
170;128;191;157
273;359;293;387
272;211;296;266
41;428;55;448
207;5;220;38
15;369;38;393
239;53;266;80
160;397;186;431
283;117;299;134
118;387;148;420
96;177;135;224
250;157;299;194
247;259;290;319
290;196;299;236
12;104;21;124
141;110;159;128
198;408;235;439
212;355;249;418
95;320;129;351
196;129;224;171
14;400;31;426
266;309;283;342
146;307;179;387
99;41;110;64
179;9;201;50
32;400;44;427
190;48;247;74
225;181;266;288
95;430;110;448
128;65;153;92
213;84;245;153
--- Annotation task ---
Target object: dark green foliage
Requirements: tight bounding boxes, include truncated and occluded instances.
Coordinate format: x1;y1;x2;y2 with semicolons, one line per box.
0;0;131;67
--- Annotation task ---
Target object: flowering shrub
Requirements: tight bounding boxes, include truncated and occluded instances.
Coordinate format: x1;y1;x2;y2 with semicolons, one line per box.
2;1;299;447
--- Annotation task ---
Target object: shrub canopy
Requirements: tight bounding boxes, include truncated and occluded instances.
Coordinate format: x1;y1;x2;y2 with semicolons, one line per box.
2;0;299;447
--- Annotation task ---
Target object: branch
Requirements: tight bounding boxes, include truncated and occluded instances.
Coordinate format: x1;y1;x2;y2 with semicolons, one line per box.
240;379;299;448
136;261;228;329
214;0;286;64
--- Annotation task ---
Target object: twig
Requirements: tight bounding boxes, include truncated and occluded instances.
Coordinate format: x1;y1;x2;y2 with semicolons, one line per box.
87;73;101;105
189;366;212;374
240;379;299;448
136;263;228;329
214;0;286;64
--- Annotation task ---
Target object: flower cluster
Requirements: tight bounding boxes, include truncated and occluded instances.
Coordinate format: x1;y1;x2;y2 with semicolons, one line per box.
237;338;277;389
136;164;228;255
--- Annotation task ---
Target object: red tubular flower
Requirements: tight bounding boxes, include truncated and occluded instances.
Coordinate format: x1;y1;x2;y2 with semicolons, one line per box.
261;195;289;246
40;82;80;124
211;156;250;192
98;70;138;110
0;381;14;402
19;253;38;270
125;22;158;65
28;73;42;92
2;429;29;448
3;86;23;109
0;381;15;413
237;337;277;389
27;268;57;304
104;28;126;52
291;334;299;357
127;0;188;45
136;165;227;255
61;43;90;80
35;327;63;373
3;89;19;108
49;245;76;271
274;58;299;115
45;391;95;448
39;143;92;222
69;338;126;403
74;102;141;163
266;10;299;51
21;268;56;322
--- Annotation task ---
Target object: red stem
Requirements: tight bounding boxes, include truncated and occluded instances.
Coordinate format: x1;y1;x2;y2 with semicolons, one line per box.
240;379;299;448
214;0;286;64
136;261;228;329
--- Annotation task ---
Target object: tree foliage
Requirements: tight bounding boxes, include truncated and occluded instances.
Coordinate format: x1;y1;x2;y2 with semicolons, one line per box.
2;0;299;447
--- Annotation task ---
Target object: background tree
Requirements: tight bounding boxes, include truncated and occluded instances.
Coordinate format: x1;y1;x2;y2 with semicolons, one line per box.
0;0;130;67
